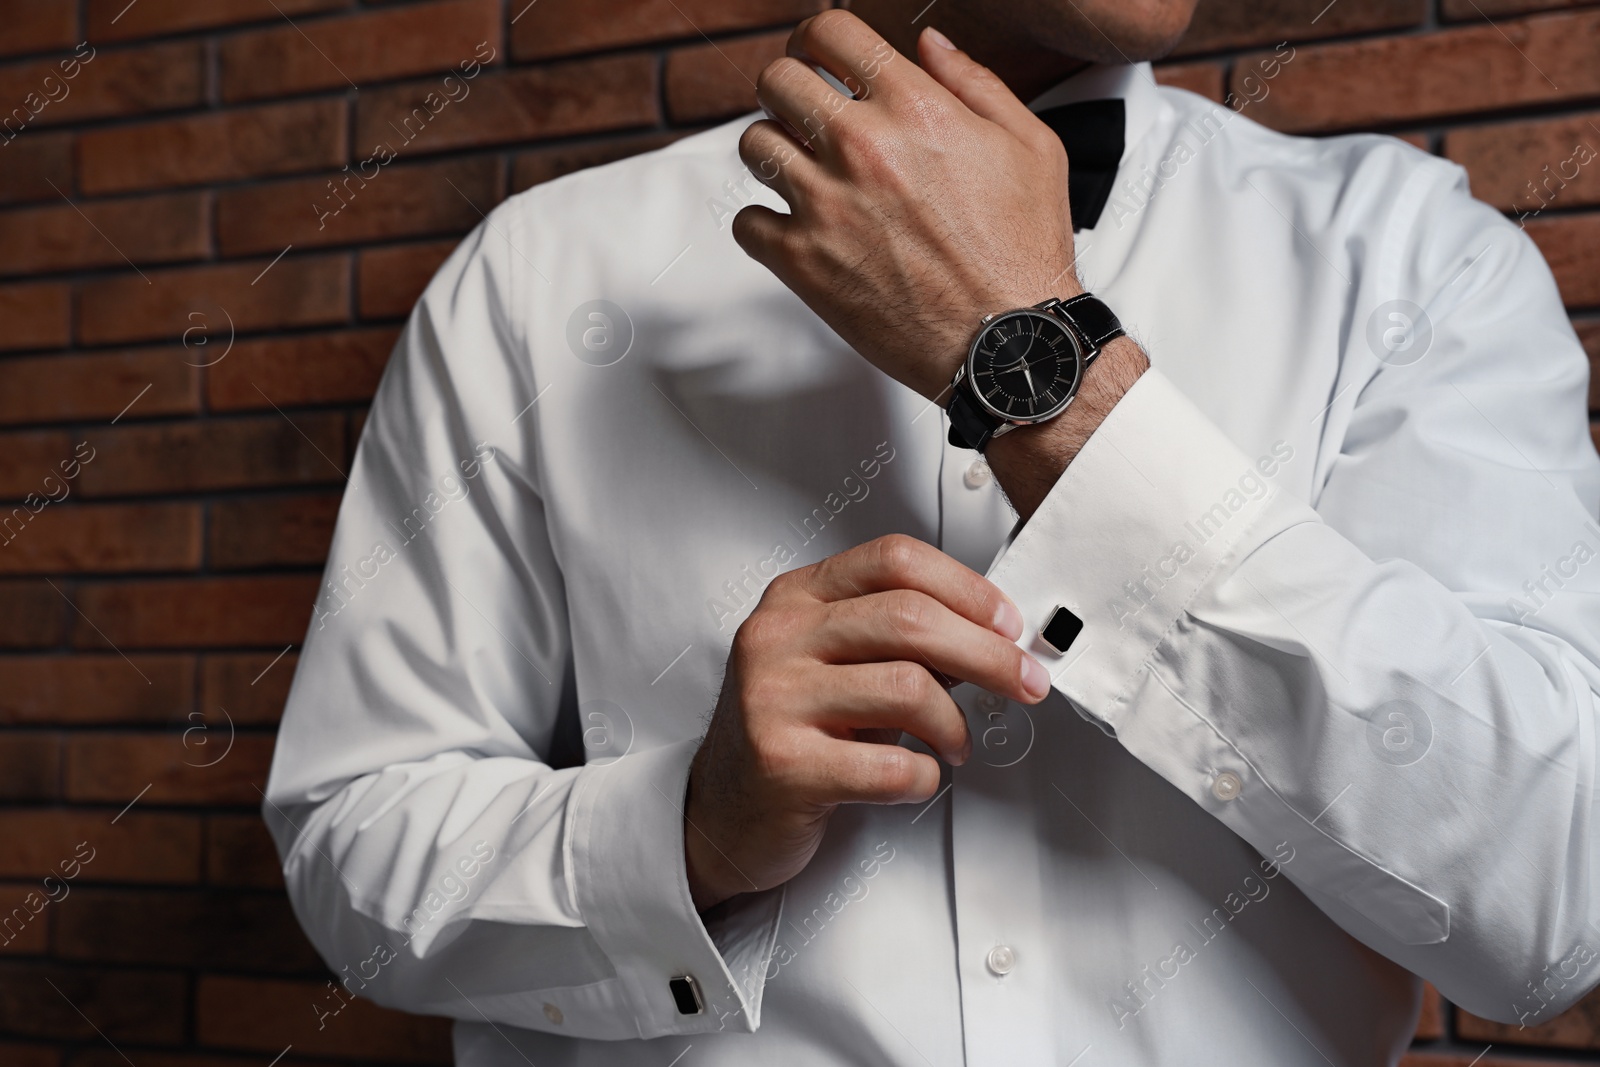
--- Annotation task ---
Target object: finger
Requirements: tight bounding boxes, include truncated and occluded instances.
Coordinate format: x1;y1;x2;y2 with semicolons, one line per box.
806;734;943;806
787;9;910;104
815;589;1052;703
805;534;1023;640
813;661;971;764
730;203;793;270
916;25;1041;139
738;119;817;206
755;55;853;155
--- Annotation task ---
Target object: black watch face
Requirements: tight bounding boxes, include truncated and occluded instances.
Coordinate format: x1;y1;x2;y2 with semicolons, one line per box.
967;310;1083;422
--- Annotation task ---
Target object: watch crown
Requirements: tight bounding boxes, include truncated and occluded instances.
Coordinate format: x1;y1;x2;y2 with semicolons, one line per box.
980;313;996;325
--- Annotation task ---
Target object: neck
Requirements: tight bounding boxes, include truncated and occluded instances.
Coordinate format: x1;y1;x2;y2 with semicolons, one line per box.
846;0;1092;102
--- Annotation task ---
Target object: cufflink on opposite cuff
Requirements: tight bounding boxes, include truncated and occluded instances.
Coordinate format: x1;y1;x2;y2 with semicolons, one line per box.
669;974;704;1015
1040;606;1084;656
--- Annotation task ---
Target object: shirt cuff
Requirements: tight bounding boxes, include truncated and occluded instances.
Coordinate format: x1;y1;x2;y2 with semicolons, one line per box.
987;367;1277;721
985;368;1450;948
566;737;782;1036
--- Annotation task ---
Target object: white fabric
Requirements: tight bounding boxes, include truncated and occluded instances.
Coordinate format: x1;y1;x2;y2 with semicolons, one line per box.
264;61;1600;1067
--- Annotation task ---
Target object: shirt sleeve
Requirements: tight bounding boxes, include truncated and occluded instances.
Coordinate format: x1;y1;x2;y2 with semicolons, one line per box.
985;160;1600;1025
262;198;778;1041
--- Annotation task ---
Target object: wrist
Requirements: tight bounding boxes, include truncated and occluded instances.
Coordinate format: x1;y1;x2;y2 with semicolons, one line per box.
985;336;1148;519
683;762;738;912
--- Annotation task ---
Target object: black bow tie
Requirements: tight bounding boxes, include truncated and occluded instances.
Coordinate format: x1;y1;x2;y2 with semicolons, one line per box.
1034;98;1125;232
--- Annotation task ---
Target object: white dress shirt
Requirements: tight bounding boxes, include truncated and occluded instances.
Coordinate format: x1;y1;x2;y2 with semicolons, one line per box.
264;61;1600;1066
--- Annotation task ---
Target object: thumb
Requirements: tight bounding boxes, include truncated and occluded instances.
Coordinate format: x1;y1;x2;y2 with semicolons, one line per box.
916;26;1038;136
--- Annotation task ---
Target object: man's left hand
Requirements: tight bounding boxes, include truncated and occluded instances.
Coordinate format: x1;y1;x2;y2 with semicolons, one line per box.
733;11;1083;403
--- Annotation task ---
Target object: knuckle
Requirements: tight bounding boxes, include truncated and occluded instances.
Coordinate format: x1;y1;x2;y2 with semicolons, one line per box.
752;726;805;788
896;91;949;136
885;589;931;634
734;607;791;656
736;122;767;161
755;56;805;99
839;124;900;180
883;662;930;711
873;533;922;582
800;8;852;47
869;746;920;799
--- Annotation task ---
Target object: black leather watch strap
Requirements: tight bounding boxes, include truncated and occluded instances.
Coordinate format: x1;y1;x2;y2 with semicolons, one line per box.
947;386;1001;451
1055;293;1124;349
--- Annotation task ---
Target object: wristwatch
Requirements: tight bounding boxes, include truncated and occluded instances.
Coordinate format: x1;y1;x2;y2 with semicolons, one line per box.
945;292;1124;452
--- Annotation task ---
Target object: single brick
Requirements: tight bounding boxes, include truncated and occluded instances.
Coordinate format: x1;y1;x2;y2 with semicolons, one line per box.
0;42;203;129
0;281;70;351
512;0;824;61
1246;10;1600;133
200;652;300;726
0;502;201;574
0;810;201;883
666;31;787;124
354;55;658;157
359;238;458;319
0;654;194;725
1445;112;1600;214
55;888;322;970
220;0;501;102
79;98;348;195
87;0;352;42
70;575;320;649
216;157;501;256
0;962;186;1043
0;6;78;58
66;733;276;805
78;415;346;496
0;191;205;277
0;131;72;206
0;348;198;426
210;493;342;569
208;328;398;410
77;253;350;345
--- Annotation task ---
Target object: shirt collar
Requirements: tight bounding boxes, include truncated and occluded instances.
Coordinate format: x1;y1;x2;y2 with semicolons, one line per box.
1026;62;1160;167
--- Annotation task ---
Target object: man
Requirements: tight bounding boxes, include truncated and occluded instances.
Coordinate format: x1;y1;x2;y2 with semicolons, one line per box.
264;0;1600;1062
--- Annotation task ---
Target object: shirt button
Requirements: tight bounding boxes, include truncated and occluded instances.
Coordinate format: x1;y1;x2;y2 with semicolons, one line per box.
963;459;992;489
978;691;1004;713
1212;771;1242;802
543;1002;564;1025
986;945;1016;976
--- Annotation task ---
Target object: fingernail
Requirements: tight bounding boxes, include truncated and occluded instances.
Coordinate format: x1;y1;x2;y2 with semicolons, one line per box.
924;26;957;50
993;599;1023;640
1021;655;1051;701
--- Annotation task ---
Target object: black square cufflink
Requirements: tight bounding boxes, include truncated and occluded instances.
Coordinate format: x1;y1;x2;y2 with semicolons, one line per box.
1039;605;1084;656
669;974;704;1015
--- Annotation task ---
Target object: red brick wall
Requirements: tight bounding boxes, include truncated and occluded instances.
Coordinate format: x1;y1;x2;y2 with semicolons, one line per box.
0;1;1594;1064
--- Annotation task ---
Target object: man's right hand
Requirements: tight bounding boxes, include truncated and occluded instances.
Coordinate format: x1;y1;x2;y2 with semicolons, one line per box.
684;534;1053;911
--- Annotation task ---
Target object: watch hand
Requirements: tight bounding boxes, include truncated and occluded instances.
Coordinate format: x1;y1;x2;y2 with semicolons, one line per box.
1021;363;1036;394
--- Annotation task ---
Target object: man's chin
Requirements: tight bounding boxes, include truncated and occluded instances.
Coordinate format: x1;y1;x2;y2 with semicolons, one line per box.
1041;4;1197;65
